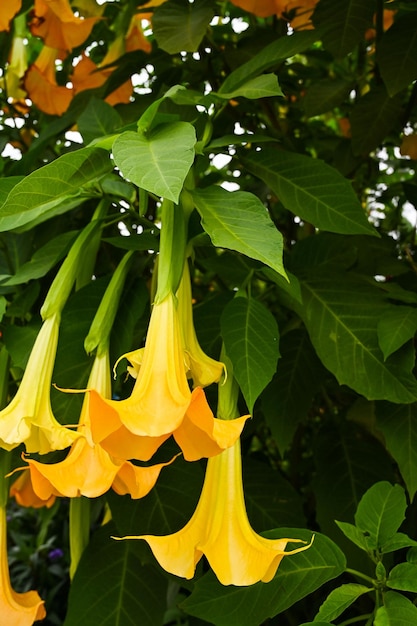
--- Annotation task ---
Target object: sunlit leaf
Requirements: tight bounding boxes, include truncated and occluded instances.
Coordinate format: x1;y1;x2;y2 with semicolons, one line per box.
242;149;377;236
192;186;287;277
314;584;373;623
112;123;196;203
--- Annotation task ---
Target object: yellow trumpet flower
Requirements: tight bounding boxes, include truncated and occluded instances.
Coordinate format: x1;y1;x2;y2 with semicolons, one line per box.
0;313;80;454
0;505;46;625
90;292;191;439
116;438;314;586
17;351;176;500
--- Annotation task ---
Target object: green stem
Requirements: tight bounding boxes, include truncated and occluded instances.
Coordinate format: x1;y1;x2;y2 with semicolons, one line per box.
69;497;91;580
345;568;375;586
217;347;240;421
154;198;187;302
339;614;373;626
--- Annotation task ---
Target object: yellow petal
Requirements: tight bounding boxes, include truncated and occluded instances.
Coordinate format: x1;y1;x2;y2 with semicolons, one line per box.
0;314;80;454
112;455;179;499
9;469;56;509
92;293;191;438
124;439;313;585
174;387;249;461
177;262;224;388
0;506;46;624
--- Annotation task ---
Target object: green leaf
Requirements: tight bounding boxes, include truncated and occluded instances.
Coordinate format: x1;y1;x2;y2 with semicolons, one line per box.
0;176;24;205
312;0;376;57
377;306;417;360
374;591;417;626
221;296;280;412
181;529;345;626
78;97;123;144
377;12;417;97
303;78;353;117
152;0;214;54
334;521;369;553
354;481;407;549
261;329;324;455
243;458;306;530
314;583;373;622
387;562;417;592
292;271;417;402
313;422;395;548
3;320;41;370
350;85;403;156
103;232;159;251
1;230;78;286
219;30;319;96
381;532;417;555
191;187;287;277
213;74;283;100
375;402;417;500
0;147;111;232
242;149;377;236
112;123;196;203
64;522;168;626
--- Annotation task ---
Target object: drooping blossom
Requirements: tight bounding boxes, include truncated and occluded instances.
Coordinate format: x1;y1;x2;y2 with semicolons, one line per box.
30;0;100;52
0;504;46;624
16;351;177;500
0;0;22;32
0;313;80;454
115;438;314;585
24;46;73;116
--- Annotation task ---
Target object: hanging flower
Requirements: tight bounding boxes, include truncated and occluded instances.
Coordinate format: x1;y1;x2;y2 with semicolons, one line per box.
90;292;191;439
91;385;249;462
0;505;46;624
4;34;27;100
228;0;317;27
125;13;152;54
24;46;73;116
9;469;56;509
17;351;177;499
0;0;22;32
30;0;100;52
115;438;314;585
0;313;80;454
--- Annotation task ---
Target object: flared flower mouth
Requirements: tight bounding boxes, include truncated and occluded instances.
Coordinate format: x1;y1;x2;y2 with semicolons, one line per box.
114;438;314;586
0;505;46;624
0;313;80;454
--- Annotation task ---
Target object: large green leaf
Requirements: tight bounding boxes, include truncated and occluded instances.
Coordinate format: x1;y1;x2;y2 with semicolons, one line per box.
354;481;407;549
313;422;395;551
1;231;78;286
292;271;417;402
64;522;168;626
181;529;345;626
375;402;417;501
0;147;111;231
152;0;214;54
377;12;417;96
374;591;417;625
243;458;306;530
220;296;280;412
112;123;196;203
242;149;377;236
314;583;373;623
261;329;324;455
303;78;353;117
387;562;417;593
191;186;287;277
78;97;123;144
213;74;283;100
350;85;403;156
312;0;376;57
219;30;319;95
377;305;417;360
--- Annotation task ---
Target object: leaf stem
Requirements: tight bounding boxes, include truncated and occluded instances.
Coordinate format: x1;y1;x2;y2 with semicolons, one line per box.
345;568;375;586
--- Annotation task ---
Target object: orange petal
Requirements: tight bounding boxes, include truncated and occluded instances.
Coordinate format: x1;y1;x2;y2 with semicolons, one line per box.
0;0;22;32
9;469;56;508
174;388;249;461
31;0;100;51
112;455;179;499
